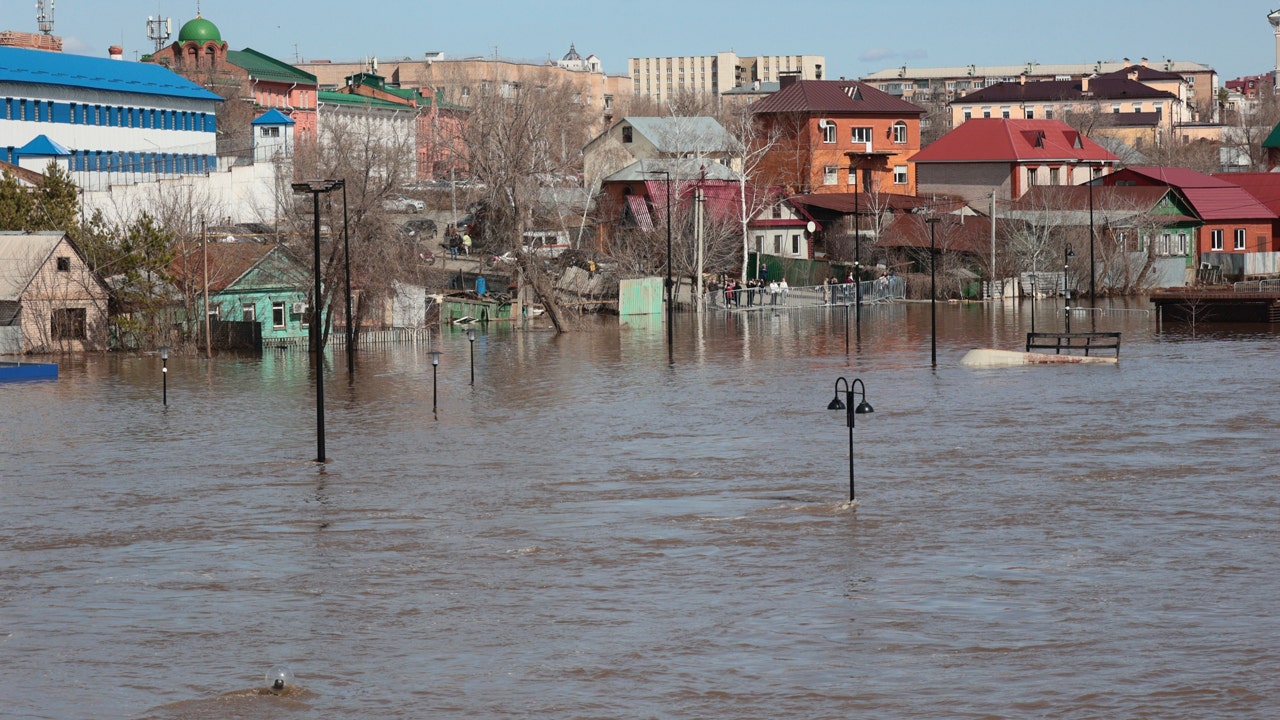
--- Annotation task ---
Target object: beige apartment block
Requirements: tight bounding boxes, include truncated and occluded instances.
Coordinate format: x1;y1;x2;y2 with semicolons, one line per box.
627;52;825;103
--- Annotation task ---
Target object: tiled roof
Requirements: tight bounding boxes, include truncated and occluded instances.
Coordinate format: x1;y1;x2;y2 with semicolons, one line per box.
910;119;1119;164
0;46;221;102
226;48;317;85
750;80;925;115
956;77;1176;104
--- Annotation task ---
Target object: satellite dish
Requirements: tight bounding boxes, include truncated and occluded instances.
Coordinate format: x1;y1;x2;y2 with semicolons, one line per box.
806;221;816;233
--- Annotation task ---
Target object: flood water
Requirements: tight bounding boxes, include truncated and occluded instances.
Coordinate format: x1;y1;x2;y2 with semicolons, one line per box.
3;300;1279;719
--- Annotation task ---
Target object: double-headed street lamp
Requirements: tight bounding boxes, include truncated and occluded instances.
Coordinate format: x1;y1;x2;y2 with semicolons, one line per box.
1064;245;1076;334
160;345;170;406
291;178;344;463
827;377;875;503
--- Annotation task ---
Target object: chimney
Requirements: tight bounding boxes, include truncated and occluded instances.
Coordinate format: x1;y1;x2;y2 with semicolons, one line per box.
1128;70;1139;81
1081;76;1090;93
1141;57;1149;67
108;45;123;60
779;71;800;89
1020;74;1026;86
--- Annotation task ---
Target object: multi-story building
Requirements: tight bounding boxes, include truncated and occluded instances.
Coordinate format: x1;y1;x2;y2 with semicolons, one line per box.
750;76;925;195
0;44;221;191
862;58;1217;121
296;46;627;132
627;52;824;103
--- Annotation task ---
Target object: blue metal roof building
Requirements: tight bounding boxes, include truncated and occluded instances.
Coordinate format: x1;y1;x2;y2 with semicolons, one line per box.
0;46;222;102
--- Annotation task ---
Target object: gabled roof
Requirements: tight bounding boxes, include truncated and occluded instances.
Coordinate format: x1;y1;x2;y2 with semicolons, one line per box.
317;90;411;110
751;80;925;115
790;192;944;214
1262;122;1280;149
0;46;221;102
169;242;303;294
602;158;737;183
1096;64;1186;82
226;48;317;85
1110;167;1276;221
620;117;740;154
251;109;295;126
1214;172;1280;215
17;135;71;157
956;77;1176;104
1009;186;1199;226
910;119;1118;164
0;232;79;301
877;213;1013;255
862;60;1214;81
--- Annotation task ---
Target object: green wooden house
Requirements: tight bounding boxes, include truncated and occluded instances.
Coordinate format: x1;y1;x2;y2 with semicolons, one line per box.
170;242;314;346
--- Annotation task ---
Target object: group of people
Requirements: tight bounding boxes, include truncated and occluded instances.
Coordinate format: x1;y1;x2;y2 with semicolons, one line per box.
718;275;789;308
442;226;472;259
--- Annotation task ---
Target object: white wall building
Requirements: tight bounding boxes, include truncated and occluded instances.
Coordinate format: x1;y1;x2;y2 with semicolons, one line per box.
627;52;825;103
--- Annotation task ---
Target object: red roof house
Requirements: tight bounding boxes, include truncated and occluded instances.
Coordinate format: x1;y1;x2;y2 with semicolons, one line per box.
1213;172;1280;252
1101;167;1277;260
910;118;1118;204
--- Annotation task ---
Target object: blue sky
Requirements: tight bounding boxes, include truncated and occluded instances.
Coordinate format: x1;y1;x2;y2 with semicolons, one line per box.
39;0;1280;82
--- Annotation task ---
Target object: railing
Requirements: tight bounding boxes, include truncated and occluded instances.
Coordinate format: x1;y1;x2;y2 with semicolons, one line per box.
1069;306;1152;318
1232;278;1280;293
704;278;906;311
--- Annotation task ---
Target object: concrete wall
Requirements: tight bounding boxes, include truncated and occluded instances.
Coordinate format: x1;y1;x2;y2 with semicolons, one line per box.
917;162;1013;204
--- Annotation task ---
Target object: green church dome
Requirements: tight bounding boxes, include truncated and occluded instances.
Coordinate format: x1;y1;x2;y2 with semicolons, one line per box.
178;15;221;44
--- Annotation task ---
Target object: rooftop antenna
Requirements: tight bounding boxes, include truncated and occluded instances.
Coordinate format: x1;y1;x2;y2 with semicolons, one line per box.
36;0;55;35
146;13;172;53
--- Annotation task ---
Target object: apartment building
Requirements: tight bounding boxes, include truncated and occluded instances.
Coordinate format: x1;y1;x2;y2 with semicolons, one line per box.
627;52;824;103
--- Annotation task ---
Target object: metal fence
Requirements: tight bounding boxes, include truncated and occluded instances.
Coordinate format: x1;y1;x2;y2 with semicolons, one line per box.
1232;278;1280;293
704;277;906;311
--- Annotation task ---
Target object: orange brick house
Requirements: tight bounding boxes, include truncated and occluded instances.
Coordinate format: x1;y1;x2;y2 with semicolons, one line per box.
750;76;925;195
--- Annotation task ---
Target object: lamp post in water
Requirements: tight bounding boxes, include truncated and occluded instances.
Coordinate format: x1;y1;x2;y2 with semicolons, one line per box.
647;168;674;361
160;345;170;406
827;377;874;503
467;329;476;385
925;216;940;367
429;350;442;413
1064;245;1075;333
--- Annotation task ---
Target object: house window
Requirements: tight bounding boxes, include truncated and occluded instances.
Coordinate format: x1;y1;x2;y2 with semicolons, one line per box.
622;126;633;143
1234;228;1246;250
963;109;972;121
773;234;782;254
50;308;86;340
1177;233;1189;255
771;204;782;219
1157;233;1172;255
1049;167;1060;184
56;256;71;271
272;301;286;328
261;126;280;138
791;234;801;255
982;107;992;118
891;121;907;143
1029;168;1039;185
1112;105;1121;114
821;121;836;144
823;165;838;185
894;165;908;185
754;234;765;253
1025;108;1034;119
1211;229;1223;250
851;127;872;145
207;303;221;320
1001;107;1011;118
242;303;256;322
1045;108;1055;119
1133;103;1143;113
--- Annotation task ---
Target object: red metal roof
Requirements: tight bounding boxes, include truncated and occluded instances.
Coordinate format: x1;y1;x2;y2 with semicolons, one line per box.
910;118;1119;164
1107;167;1276;221
877;213;1015;255
750;80;925;116
1214;172;1280;214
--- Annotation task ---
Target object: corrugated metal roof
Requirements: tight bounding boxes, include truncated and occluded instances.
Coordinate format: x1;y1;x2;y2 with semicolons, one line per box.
1215;172;1280;214
603;158;737;183
317;90;410;110
623;117;740;154
226;48;317;86
750;80;925;115
1112;167;1276;220
251;109;295;126
957;78;1175;104
910;119;1118;164
0;46;221;102
862;60;1213;81
18;135;71;156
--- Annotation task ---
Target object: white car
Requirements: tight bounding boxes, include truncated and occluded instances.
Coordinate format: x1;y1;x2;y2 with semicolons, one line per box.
383;194;425;213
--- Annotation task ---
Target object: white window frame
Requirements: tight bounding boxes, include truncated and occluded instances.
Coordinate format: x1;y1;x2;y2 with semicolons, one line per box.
1234;228;1247;250
893;165;908;185
851;126;872;145
272;301;286;328
891;121;907;144
823;165;839;185
820;120;836;144
1211;229;1224;251
242;303;256;322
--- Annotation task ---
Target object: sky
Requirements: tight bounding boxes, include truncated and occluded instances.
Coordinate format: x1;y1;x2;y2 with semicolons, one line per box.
32;0;1280;83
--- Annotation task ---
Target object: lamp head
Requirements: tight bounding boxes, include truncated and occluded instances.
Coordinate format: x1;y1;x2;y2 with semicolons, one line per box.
467;329;476;342
266;665;294;692
159;345;170;360
827;395;847;411
855;399;874;414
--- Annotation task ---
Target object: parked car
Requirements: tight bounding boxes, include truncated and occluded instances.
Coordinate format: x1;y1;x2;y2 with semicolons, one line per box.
399;218;438;239
521;230;570;258
383;194;425;213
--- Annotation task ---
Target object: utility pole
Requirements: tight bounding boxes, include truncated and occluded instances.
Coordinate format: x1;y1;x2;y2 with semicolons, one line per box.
202;219;211;359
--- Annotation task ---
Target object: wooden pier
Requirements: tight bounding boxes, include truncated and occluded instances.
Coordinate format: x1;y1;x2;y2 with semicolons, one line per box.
1150;287;1280;323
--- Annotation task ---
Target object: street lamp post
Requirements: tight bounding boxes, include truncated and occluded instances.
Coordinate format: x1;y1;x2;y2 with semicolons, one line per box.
827;377;875;503
342;181;354;377
1029;273;1037;334
429;350;442;413
647;168;674;360
160;345;170;406
291;179;344;463
467;329;476;385
1064;245;1075;334
925;217;940;367
1088;165;1098;331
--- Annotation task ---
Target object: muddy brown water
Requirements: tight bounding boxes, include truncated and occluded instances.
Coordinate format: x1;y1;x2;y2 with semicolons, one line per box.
3;301;1278;719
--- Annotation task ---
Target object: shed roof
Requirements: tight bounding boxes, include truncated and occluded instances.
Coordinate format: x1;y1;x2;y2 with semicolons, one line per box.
750;79;925;115
0;46;221;102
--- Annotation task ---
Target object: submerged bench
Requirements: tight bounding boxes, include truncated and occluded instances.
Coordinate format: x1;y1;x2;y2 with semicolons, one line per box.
1025;332;1121;358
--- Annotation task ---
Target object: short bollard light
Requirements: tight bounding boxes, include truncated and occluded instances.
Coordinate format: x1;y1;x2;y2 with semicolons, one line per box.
266;664;294;693
160;345;170;406
429;350;442;413
827;377;874;505
467;328;477;386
